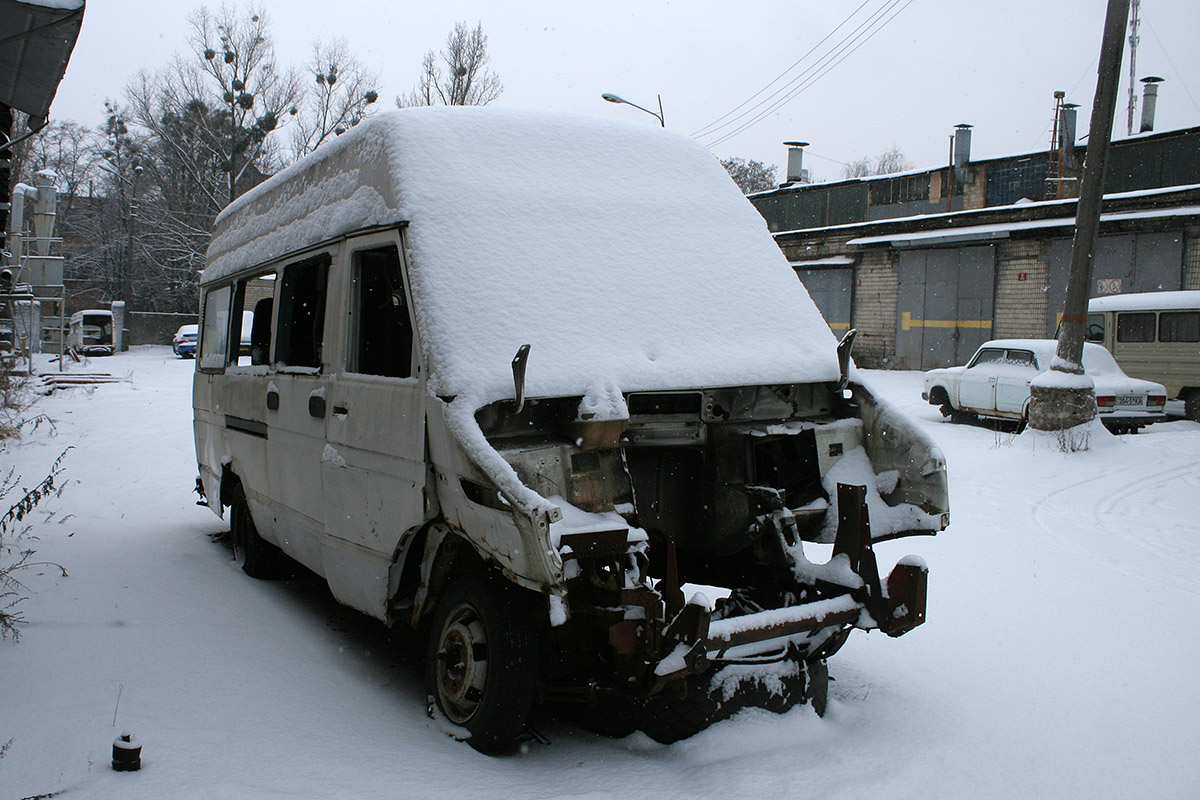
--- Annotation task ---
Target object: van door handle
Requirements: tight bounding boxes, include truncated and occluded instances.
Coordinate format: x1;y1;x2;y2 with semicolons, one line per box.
266;389;279;411
332;405;349;416
309;394;327;419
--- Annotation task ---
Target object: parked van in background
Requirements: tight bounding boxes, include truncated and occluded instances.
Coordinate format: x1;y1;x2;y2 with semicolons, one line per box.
1086;291;1200;419
192;108;950;753
67;309;114;356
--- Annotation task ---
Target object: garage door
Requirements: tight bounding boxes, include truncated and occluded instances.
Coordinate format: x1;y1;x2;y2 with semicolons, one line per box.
1046;232;1183;333
895;245;996;369
793;266;853;333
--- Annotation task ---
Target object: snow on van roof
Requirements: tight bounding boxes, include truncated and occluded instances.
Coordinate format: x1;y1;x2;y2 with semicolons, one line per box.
207;108;840;401
1087;290;1200;312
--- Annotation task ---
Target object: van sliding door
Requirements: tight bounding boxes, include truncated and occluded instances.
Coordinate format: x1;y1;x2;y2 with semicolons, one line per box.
264;253;332;571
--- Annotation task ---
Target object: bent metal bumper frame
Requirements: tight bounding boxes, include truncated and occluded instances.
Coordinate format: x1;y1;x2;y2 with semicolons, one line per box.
650;483;929;682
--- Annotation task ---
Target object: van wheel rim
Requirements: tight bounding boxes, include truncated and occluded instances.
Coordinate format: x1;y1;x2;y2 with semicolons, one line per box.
435;605;488;724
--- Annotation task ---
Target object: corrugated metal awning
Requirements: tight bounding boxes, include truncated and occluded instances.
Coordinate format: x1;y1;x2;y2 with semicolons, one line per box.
846;205;1200;248
0;0;85;124
789;255;855;268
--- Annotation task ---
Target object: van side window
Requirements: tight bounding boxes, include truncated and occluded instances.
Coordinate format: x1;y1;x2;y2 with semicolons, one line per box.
1085;313;1105;342
199;284;232;369
275;255;330;369
1159;311;1199;343
229;271;277;366
351;246;413;378
1116;312;1155;343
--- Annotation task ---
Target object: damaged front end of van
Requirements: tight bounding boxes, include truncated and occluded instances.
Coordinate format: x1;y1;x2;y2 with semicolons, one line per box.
419;350;948;746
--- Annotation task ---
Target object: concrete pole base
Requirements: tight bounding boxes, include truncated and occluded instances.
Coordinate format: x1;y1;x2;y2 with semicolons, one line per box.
1028;384;1097;431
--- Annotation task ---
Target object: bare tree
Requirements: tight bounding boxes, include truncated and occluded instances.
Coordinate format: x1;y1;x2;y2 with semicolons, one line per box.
11;120;96;220
397;22;502;108
721;157;779;194
875;145;910;175
188;4;301;202
841;145;911;179
291;39;379;157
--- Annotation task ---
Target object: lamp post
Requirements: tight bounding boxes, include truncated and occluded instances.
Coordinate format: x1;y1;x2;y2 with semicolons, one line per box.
601;92;665;127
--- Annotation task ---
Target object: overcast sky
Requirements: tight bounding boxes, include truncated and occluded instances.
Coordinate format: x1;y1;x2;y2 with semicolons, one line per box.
48;0;1200;182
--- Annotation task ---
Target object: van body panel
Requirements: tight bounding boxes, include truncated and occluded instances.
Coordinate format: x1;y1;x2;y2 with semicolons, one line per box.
424;400;563;590
1087;290;1199;403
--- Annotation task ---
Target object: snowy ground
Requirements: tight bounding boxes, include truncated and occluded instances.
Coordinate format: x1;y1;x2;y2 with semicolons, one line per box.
3;347;1198;799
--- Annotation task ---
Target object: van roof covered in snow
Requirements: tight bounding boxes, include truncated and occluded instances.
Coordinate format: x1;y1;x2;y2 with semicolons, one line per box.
205;108;840;401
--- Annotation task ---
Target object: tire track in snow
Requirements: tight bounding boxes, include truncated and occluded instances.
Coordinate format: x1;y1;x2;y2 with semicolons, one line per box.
1030;457;1200;596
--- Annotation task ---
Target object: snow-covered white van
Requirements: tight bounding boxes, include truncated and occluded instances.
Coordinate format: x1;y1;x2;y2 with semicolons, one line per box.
1086;291;1200;420
67;309;113;356
193;108;949;752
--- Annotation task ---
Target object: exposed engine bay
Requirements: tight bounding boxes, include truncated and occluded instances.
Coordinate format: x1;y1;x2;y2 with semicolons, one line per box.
470;379;948;732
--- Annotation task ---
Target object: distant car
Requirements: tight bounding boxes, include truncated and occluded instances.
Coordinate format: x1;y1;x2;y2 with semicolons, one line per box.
173;324;199;358
922;339;1167;434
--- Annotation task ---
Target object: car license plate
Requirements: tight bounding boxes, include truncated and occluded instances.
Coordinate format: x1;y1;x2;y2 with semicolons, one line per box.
1115;395;1143;406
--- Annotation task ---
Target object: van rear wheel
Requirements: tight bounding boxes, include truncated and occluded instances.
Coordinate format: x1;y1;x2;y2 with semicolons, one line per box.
229;484;282;579
425;575;540;754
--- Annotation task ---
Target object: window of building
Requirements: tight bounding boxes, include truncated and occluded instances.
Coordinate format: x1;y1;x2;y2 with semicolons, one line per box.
275;254;330;369
870;174;931;206
1116;312;1156;343
1159;311;1200;343
350;245;413;378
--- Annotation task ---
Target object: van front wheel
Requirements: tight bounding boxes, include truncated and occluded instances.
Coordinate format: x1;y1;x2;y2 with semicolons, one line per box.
425;575;540;754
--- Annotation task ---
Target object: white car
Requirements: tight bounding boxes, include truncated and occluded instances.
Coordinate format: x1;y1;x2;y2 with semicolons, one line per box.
923;339;1167;433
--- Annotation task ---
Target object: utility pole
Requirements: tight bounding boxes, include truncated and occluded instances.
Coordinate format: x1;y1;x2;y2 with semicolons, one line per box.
1030;0;1131;433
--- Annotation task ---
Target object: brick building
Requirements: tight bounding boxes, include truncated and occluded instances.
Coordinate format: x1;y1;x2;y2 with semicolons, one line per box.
750;126;1200;369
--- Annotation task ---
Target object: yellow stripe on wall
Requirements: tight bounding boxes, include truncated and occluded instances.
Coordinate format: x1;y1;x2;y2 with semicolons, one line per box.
901;312;994;332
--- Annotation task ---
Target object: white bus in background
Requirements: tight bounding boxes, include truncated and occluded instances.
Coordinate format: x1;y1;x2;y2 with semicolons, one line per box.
1086;290;1200;420
67;309;114;356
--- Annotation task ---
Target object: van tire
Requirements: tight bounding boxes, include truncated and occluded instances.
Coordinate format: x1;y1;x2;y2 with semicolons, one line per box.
229;485;282;579
638;674;724;744
425;575;541;754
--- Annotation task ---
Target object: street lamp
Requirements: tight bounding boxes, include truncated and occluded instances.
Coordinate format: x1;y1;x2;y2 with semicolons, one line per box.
601;92;665;127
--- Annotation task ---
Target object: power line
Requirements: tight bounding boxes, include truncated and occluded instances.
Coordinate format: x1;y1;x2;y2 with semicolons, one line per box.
690;0;873;138
704;0;917;149
697;0;904;144
1142;14;1200;117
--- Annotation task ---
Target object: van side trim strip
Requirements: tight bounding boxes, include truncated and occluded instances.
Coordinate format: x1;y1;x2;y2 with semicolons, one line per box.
225;415;268;439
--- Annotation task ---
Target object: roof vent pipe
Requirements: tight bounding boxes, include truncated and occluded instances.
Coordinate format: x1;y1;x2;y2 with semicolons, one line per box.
953;124;972;185
783;141;809;184
1061;103;1081;169
953;124;972;170
1139;76;1163;133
